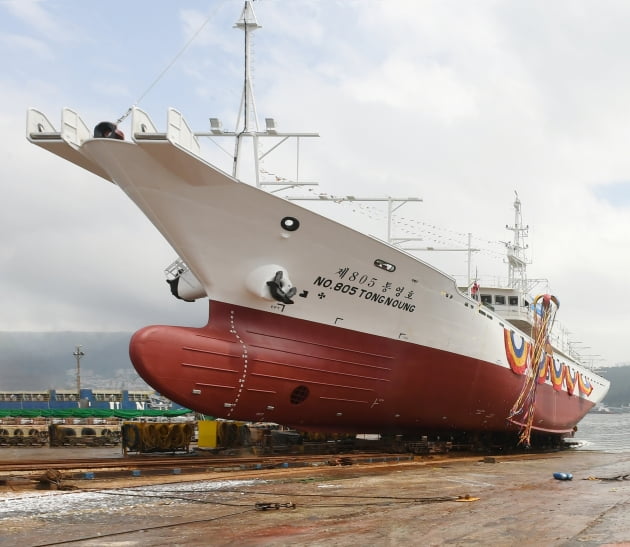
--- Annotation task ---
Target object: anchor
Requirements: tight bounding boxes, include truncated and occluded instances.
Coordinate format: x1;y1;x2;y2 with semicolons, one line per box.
267;270;297;304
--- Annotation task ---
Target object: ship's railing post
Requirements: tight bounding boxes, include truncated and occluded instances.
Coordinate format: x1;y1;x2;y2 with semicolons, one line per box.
167;108;201;156
61;108;91;148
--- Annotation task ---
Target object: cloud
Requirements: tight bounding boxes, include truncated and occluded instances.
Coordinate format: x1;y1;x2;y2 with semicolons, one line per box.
2;0;630;368
593;181;630;208
4;0;61;36
0;32;53;60
344;59;479;123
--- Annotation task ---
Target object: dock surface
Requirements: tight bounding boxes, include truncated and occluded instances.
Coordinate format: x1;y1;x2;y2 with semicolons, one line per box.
1;450;630;546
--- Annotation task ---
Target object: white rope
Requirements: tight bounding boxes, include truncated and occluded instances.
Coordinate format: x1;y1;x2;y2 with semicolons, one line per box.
116;0;229;124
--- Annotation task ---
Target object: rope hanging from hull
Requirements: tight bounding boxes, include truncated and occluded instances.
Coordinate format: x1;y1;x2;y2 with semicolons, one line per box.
508;294;559;446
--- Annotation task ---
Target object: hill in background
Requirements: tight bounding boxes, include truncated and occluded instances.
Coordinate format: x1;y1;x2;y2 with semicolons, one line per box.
0;332;148;391
598;365;630;407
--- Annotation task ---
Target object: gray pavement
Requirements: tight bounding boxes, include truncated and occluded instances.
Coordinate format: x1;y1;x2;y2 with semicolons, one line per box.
1;450;629;546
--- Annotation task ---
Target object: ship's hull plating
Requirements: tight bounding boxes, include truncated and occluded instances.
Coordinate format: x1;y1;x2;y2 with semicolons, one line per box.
130;301;594;435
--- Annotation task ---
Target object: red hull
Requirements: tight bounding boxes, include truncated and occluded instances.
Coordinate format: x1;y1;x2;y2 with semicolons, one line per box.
129;302;593;435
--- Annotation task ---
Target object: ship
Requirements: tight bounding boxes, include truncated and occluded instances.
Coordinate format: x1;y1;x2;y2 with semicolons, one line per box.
26;1;609;447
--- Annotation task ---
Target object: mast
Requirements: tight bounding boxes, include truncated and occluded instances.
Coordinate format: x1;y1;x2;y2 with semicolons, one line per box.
505;191;530;292
200;0;318;188
232;1;262;178
166;0;319;299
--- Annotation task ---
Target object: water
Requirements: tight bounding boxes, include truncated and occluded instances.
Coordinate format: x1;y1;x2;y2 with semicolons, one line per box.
572;411;630;452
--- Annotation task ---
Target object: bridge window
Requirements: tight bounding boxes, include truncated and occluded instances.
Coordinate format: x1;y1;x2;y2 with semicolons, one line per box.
509;296;519;306
480;294;492;305
495;295;506;305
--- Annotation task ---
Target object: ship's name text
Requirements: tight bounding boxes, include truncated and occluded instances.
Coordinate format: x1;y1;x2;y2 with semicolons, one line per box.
313;276;416;313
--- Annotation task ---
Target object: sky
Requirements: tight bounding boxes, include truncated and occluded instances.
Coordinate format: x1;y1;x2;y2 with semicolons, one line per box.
2;0;630;367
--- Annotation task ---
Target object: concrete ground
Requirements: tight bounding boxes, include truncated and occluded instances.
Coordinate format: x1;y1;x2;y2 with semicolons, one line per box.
1;450;630;546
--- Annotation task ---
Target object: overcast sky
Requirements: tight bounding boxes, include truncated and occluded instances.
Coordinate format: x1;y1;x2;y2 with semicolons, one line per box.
2;0;630;367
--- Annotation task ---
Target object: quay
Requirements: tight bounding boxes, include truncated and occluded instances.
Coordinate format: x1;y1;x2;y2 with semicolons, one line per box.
1;449;630;546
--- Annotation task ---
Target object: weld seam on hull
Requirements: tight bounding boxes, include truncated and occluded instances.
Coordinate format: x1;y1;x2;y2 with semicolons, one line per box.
182;347;237;358
182;363;239;374
249;372;375;392
318;396;370;404
191;334;237;343
246;388;277;394
251;358;390;382
194;383;236;390
246;331;394;361
248;344;393;372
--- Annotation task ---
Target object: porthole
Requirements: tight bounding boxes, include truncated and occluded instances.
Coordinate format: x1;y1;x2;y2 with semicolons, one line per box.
374;259;396;272
281;216;300;232
290;385;309;405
